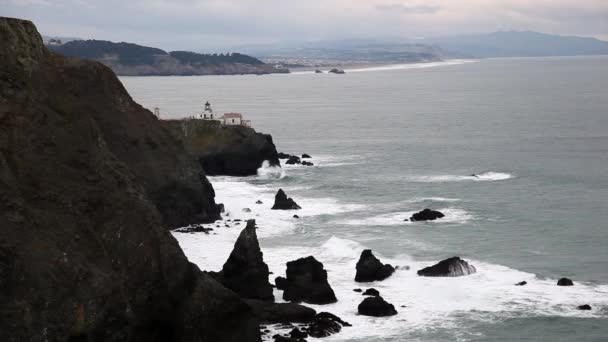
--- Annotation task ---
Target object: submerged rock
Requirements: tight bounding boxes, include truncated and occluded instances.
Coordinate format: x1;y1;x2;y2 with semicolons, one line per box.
328;68;345;74
557;278;574;286
358;296;398;317
409;208;445;222
355;249;395;282
362;288;380;297
293;214;300;219
272;189;302;210
282;256;337;304
577;304;592;310
417;257;477;277
353;288;363;293
215;220;274;301
286;156;301;165
256;200;263;204
306;312;351;338
301;161;314;166
515;281;528;286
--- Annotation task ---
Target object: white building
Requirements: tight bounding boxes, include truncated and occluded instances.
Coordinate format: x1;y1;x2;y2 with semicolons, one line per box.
199;101;218;120
223;112;242;125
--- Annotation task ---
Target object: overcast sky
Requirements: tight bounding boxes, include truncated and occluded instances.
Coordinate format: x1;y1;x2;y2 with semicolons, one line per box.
3;0;608;51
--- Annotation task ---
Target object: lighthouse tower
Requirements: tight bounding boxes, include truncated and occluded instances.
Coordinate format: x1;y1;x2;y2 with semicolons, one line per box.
201;101;214;119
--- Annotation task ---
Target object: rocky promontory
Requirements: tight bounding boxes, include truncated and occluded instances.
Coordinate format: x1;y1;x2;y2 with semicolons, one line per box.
0;17;257;341
165;119;281;176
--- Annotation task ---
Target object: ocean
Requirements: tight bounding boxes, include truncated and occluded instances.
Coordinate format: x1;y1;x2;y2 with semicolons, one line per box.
120;56;608;341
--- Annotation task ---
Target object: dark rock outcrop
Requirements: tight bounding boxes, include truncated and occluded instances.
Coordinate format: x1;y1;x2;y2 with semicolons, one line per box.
417;257;477;277
286;156;301;165
515;281;527;286
409;208;445;222
276;276;288;290
272;189;302;210
290;327;308;339
278;152;291;159
328;68;345;74
281;256;337;304
272;335;304;342
244;299;317;323
353;288;363;293
577;304;592;310
301;154;311;159
214;220;274;301
362;288;380;297
301;161;314;166
306;312;350;338
557;278;574;286
165;119;281;176
355;249;395;282
358;296;398;317
0;17;258;342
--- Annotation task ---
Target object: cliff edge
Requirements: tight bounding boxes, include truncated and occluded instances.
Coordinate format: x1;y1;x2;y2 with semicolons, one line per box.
0;17;258;341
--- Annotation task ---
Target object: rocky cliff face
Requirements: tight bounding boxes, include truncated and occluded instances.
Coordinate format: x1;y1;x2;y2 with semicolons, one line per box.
0;17;257;342
164;119;281;176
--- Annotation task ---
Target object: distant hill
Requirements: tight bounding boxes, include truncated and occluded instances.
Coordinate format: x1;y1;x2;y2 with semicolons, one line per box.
47;39;288;76
429;31;608;58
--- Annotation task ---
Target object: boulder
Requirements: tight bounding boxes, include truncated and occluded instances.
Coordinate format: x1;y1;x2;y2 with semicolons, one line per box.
286;156;301;165
410;208;445;222
256;200;263;204
355;249;395;282
272;189;302;210
244;299;317;323
306;312;350;338
275;276;288;290
293;215;300;219
282;256;337;304
362;288;380;297
417;257;477;277
301;161;314;166
301;154;312;159
577;304;592;310
278;152;291;159
289;327;308;339
353;288;363;293
216;220;274;301
557;278;574;286
358;296;398;317
515;281;527;286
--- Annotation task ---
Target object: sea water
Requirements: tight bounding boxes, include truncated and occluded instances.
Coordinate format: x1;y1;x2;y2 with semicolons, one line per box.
120;57;608;341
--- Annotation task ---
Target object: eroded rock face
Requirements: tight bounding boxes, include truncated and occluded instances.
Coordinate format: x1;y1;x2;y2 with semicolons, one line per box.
409;208;445;222
215;220;274;301
357;296;398;317
417;257;477;277
281;256;337;304
355;250;395;282
272;189;302;210
0;17;258;342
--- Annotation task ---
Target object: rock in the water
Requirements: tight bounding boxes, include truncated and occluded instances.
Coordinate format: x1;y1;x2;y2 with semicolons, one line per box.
557;278;574;286
315;70;323;74
301;154;311;159
515;281;528;286
353;288;363;293
355;249;395;282
244;299;316;323
417;257;477;277
242;208;252;212
577;304;592;310
301;161;314;166
256;200;263;204
328;68;345;74
216;220;274;300
286;156;301;165
276;276;288;290
272;335;304;342
272;189;302;210
293;215;300;219
358;296;398;317
306;312;350;338
282;256;337;304
290;327;308;339
362;288;380;297
410;208;445;221
278;152;291;159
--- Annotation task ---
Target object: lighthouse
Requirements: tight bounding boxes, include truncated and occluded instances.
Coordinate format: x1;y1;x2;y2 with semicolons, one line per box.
201;101;214;119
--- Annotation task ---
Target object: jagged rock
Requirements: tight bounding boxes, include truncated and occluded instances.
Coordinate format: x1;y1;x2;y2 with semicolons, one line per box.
256;200;263;204
306;312;350;338
282;256;337;304
362;288;380;297
409;208;445;222
417;257;477;277
557;278;574;286
358;296;398;317
290;327;308;339
272;189;301;210
355;249;395;282
286;156;301;165
244;299;316;323
577;304;592;310
301;161;314;166
216;220;274;301
353;288;363;293
515;281;527;286
0;17;259;342
278;152;291;159
276;276;288;290
301;154;311;159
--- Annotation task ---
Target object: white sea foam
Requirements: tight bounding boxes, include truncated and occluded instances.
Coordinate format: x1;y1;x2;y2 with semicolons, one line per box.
336;208;473;226
407;171;513;183
257;160;286;179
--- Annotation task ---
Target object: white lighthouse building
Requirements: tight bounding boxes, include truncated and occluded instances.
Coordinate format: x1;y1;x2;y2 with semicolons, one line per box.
200;101;216;120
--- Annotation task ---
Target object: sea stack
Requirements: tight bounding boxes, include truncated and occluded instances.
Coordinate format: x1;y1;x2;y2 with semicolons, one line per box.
272;189;302;210
281;256;337;304
355;249;395;282
417;257;477;277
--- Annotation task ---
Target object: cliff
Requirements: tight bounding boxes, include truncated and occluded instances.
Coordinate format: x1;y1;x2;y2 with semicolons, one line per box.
0;17;258;342
48;39;290;76
164;119;281;176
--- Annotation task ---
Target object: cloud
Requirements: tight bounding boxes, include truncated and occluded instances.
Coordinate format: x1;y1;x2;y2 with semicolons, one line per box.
376;3;440;14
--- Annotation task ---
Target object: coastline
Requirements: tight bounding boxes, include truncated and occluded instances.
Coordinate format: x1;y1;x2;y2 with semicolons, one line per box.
288;59;478;74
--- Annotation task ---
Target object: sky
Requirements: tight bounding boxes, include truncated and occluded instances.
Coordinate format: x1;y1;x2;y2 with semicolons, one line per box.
2;0;608;51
